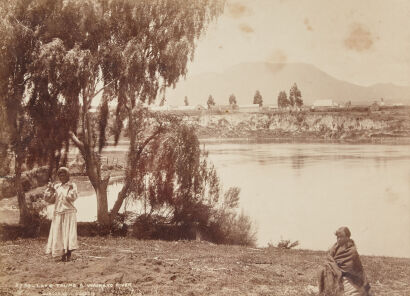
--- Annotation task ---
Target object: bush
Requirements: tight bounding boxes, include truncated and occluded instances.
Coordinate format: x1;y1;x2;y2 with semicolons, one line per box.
0;206;50;240
77;222;110;236
110;212;128;237
131;215;195;241
206;211;256;246
131;215;161;239
277;239;299;249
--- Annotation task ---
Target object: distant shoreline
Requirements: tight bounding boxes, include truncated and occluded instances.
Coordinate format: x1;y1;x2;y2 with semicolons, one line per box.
198;136;410;145
184;108;410;144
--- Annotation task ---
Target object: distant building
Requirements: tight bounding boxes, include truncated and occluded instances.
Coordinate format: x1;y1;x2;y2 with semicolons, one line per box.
173;105;196;111
237;104;260;113
312;100;339;108
172;105;206;111
148;104;207;113
210;105;233;113
195;104;207;111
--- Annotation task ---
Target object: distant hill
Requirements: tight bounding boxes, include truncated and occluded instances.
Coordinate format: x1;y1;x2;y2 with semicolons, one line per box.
164;62;410;106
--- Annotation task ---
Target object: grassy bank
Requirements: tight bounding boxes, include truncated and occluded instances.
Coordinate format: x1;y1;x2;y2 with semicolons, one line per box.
0;237;409;296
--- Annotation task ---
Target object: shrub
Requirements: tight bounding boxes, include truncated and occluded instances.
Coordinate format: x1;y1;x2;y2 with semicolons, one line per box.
131;215;158;239
0;195;50;240
204;189;256;246
212;211;256;246
110;212;128;237
277;239;299;249
77;222;110;237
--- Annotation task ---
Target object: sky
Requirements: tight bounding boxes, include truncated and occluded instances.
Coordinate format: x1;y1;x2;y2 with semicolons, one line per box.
183;0;410;87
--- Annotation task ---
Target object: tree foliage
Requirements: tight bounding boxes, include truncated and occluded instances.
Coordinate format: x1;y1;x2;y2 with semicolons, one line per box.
289;83;302;107
1;0;224;225
127;124;256;245
277;91;289;109
229;94;237;106
207;95;216;109
103;0;225;223
253;90;263;106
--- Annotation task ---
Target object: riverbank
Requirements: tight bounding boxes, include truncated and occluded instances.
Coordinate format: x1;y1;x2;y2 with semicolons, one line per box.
0;237;409;296
185;108;410;142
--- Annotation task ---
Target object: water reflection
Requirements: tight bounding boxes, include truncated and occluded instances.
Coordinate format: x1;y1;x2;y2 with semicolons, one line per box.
291;154;305;171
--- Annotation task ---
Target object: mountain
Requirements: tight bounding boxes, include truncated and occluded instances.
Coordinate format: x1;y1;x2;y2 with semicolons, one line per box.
164;62;410;106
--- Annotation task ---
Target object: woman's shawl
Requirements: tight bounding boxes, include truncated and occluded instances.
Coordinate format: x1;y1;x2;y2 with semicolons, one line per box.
319;240;370;296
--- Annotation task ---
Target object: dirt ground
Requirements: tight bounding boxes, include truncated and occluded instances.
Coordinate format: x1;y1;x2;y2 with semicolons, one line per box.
0;237;409;296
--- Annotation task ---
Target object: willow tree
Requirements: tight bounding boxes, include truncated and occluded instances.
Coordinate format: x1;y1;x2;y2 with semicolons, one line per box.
128;124;221;230
0;1;42;224
0;0;82;223
98;0;224;223
128;125;255;245
1;0;224;226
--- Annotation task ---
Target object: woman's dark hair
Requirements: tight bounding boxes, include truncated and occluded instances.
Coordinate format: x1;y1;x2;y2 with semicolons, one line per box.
336;226;351;238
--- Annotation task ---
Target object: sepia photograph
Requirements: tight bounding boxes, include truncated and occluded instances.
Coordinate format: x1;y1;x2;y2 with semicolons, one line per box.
0;0;409;295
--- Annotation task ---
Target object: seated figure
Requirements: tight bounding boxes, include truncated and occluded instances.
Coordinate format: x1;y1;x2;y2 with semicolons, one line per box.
318;227;372;296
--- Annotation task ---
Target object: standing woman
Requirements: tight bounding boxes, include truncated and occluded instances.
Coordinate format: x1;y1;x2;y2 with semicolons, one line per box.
44;167;79;261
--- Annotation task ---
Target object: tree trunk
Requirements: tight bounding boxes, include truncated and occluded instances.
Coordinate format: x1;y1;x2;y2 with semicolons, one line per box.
110;182;129;223
84;157;111;226
47;152;55;181
70;94;113;227
95;178;110;225
109;109;136;223
15;154;29;225
61;140;69;166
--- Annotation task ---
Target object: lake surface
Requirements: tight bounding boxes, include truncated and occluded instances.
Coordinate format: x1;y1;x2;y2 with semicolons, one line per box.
73;140;410;258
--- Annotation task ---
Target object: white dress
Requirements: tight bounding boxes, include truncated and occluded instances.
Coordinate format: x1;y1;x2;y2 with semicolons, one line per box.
45;182;79;257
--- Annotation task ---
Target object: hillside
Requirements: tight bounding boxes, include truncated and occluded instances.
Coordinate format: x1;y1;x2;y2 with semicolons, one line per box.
165;62;410;106
0;237;409;296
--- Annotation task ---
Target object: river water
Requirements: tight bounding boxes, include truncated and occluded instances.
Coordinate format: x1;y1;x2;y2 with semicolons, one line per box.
74;140;410;258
